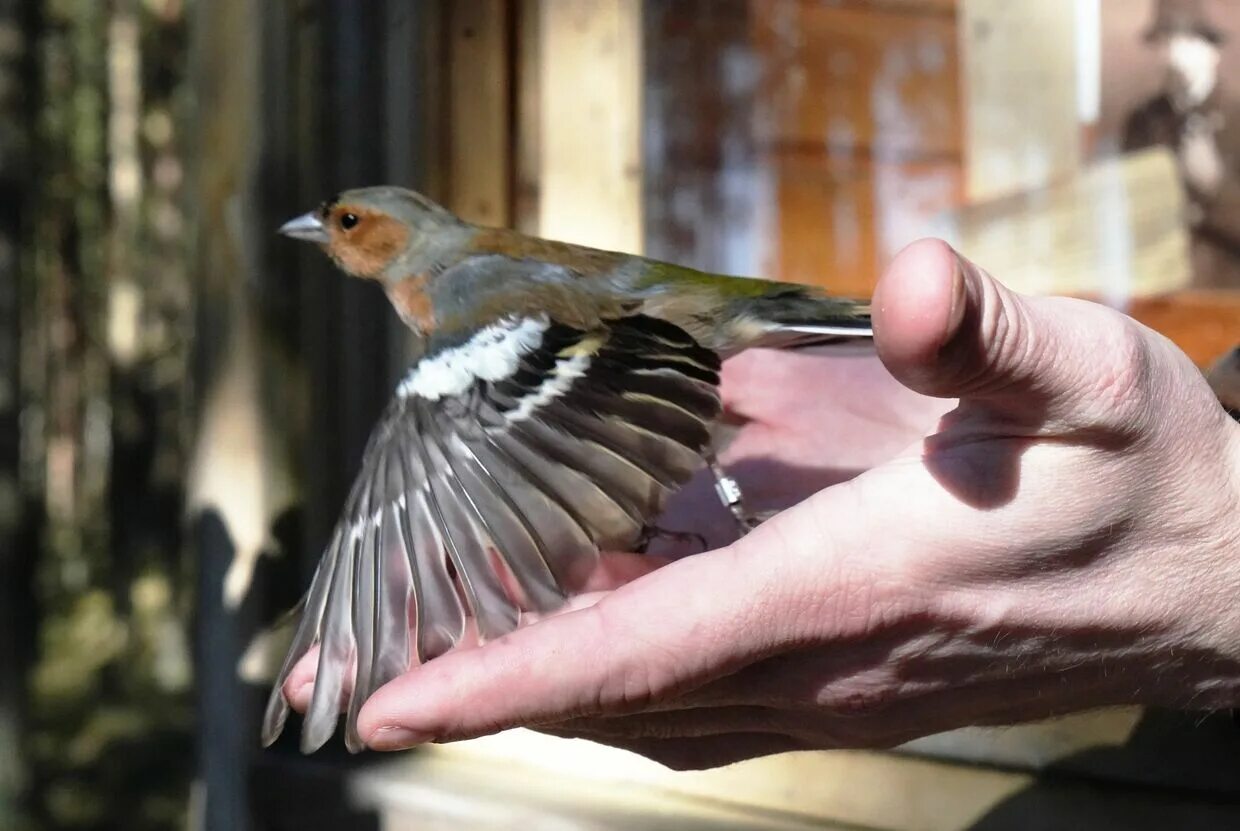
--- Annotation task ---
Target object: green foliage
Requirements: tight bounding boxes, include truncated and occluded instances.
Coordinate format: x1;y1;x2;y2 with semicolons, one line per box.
15;0;196;828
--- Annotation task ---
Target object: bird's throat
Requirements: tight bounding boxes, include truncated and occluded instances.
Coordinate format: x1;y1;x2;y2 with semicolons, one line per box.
386;274;436;334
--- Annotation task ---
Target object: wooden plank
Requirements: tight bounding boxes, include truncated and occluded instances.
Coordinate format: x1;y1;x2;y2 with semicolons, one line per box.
419;730;1240;830
1127;291;1240;367
959;0;1081;200
936;146;1190;298
641;0;764;276
903;708;1143;770
771;156;961;295
353;752;848;831
537;0;642;252
448;0;511;227
751;0;964;292
513;0;541;233
753;2;963;159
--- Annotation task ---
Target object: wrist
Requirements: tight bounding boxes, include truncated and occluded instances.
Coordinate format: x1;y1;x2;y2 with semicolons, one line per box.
1150;418;1240;709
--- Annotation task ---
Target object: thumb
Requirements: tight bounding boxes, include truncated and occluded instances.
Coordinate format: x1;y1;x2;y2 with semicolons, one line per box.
873;239;1143;426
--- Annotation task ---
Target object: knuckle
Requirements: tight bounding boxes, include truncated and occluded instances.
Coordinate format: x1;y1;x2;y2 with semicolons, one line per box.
1092;317;1151;407
1074;313;1155;432
954;276;1039;395
587;604;676;714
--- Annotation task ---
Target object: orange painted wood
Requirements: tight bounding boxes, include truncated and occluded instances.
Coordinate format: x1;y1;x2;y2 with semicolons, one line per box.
752;2;961;159
751;0;964;293
1122;292;1240;368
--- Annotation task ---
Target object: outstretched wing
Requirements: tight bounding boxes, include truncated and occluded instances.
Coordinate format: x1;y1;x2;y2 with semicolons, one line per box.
262;314;721;753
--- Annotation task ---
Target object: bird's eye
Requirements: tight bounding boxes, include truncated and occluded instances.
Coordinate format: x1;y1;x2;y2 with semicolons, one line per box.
340;212;359;230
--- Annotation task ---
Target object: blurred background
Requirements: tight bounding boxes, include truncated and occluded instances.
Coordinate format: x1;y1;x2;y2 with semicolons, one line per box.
2;0;1239;829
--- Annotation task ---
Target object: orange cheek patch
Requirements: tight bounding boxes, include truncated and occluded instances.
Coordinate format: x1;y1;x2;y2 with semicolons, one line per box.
330;211;410;279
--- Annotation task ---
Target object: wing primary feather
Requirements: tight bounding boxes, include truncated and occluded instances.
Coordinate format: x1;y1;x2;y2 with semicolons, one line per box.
300;528;357;754
390;435;427;664
260;531;341;747
442;435;565;610
410;403;479;619
394;432;465;661
419;403;520;639
507;419;655;524
409;402;491;641
479;430;603;545
562;384;711;451
537;404;697;487
344;475;380;753
613;372;720;421
592;352;718;386
364;454;413;728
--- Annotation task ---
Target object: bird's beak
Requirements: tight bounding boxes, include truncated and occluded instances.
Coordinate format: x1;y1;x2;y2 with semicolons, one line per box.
278;211;330;243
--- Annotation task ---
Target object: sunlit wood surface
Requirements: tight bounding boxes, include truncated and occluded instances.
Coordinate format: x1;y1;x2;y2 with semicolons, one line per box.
945;148;1191;298
1125;291;1240;368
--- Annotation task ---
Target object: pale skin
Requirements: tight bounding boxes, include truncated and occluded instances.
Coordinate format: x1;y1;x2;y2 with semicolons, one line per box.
283;238;1240;770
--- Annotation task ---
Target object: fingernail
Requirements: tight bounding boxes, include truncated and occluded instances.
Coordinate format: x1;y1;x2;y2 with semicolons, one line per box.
367;726;434;751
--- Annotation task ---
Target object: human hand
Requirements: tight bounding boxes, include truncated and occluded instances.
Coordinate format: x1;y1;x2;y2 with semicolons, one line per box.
322;240;1240;769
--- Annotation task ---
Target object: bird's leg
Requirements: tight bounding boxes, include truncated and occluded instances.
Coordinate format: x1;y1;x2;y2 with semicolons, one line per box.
706;454;773;536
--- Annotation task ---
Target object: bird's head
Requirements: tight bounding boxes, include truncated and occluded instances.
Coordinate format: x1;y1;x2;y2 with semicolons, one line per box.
278;186;461;281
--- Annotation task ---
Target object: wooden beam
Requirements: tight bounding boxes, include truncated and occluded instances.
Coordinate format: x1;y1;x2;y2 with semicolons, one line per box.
960;0;1081;200
751;0;964;293
448;0;511;227
937;146;1190;298
536;0;643;253
389;730;1240;830
513;0;541;233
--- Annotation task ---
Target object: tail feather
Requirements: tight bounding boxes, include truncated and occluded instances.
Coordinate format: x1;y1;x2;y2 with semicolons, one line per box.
730;290;873;351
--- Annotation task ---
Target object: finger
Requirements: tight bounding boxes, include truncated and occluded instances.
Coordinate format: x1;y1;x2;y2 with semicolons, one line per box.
283;645;323;712
283;553;665;710
357;519;839;749
283;623;488;714
536;730;812;771
874;239;1151;428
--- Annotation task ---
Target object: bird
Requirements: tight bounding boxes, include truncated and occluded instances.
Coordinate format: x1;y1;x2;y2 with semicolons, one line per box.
265;185;873;753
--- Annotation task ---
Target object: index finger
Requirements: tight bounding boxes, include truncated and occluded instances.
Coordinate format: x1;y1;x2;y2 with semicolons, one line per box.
355;515;818;750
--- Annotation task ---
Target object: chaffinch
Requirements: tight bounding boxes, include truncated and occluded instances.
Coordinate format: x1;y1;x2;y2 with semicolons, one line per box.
265;186;872;752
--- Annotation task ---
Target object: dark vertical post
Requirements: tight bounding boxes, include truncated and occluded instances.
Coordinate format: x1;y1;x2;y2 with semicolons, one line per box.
188;1;289;828
0;0;34;817
189;1;441;827
642;0;756;273
191;1;449;826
